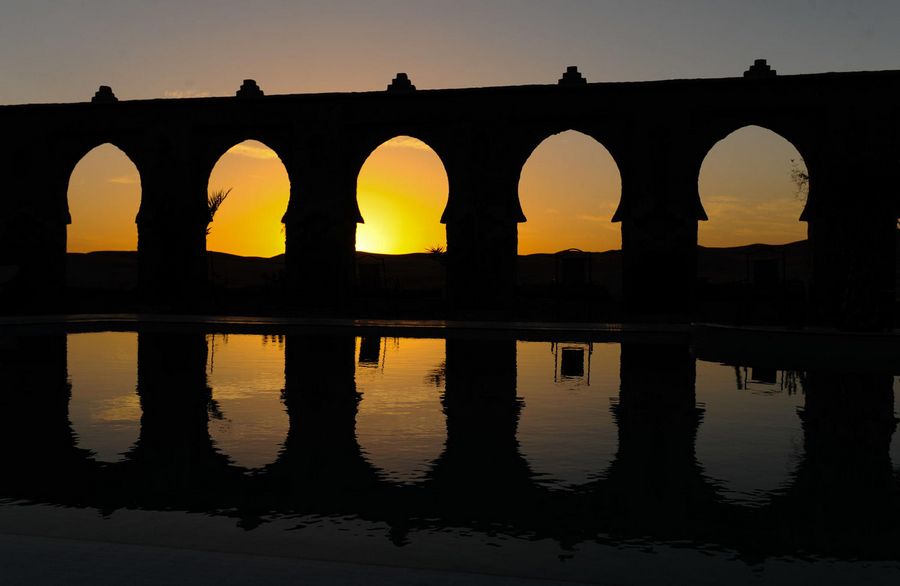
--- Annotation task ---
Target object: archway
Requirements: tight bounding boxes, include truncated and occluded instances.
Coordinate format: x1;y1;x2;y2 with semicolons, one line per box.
697;126;810;323
356;136;448;254
518;130;622;254
698;126;808;247
206;140;290;259
355;136;449;297
517;131;623;316
66;143;141;289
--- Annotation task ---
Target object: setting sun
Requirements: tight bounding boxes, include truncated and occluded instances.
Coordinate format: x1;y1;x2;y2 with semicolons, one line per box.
355;136;448;254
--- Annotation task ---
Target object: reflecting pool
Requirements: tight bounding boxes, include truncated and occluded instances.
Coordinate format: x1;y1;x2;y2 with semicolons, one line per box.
1;329;899;584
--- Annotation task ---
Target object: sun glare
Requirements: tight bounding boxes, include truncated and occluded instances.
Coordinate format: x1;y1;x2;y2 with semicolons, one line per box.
356;136;448;254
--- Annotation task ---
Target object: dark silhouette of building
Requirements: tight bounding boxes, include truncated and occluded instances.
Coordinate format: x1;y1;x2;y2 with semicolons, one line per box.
0;62;897;328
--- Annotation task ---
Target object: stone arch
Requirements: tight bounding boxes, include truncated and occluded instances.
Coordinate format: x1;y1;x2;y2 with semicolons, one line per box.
696;123;813;246
65;141;144;252
200;134;294;187
354;134;450;254
516;129;624;254
205;139;291;258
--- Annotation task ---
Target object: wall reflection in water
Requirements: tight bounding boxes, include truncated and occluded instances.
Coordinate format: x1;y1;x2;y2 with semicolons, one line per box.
0;330;898;562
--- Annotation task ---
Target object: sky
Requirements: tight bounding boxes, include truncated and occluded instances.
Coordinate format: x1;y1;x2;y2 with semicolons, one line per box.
6;1;899;255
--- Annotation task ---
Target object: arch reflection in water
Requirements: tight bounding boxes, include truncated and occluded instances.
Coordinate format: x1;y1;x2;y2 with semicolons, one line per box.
205;334;288;470
354;337;446;483
695;361;805;504
4;331;900;565
516;341;619;487
66;332;140;462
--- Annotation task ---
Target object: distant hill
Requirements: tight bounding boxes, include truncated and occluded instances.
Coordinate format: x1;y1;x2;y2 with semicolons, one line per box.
66;251;286;290
60;238;898;321
697;240;811;285
66;238;896;296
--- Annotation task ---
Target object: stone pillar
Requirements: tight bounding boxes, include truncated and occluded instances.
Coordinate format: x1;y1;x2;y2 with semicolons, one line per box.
607;343;709;534
616;153;701;321
0;148;69;311
445;211;519;317
442;140;523;317
805;144;896;330
136;151;209;309
282;158;358;313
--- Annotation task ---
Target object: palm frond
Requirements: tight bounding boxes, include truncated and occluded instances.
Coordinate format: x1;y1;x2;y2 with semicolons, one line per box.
206;188;232;235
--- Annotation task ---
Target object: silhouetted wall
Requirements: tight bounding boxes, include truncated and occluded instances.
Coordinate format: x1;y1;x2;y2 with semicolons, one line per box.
1;68;897;327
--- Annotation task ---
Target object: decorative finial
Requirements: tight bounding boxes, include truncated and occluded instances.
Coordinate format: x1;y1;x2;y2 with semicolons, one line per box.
744;59;777;78
387;73;416;92
236;79;264;98
558;66;587;86
91;85;118;103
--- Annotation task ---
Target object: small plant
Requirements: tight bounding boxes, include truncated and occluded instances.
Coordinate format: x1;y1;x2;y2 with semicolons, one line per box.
427;244;447;266
206;188;232;235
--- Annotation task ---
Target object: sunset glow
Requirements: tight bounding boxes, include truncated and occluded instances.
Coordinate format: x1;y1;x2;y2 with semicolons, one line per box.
355;136;449;254
698;126;807;247
65;130;810;256
66;144;141;252
17;0;900;258
518;131;622;254
206;140;290;257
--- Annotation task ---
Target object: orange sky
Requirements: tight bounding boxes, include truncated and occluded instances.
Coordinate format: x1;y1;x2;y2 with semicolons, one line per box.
66;126;807;256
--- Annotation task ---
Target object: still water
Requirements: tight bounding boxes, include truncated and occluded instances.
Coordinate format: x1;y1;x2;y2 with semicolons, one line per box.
2;330;899;583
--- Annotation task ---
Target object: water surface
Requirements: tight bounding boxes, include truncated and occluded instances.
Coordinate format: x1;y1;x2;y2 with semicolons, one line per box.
2;329;899;584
